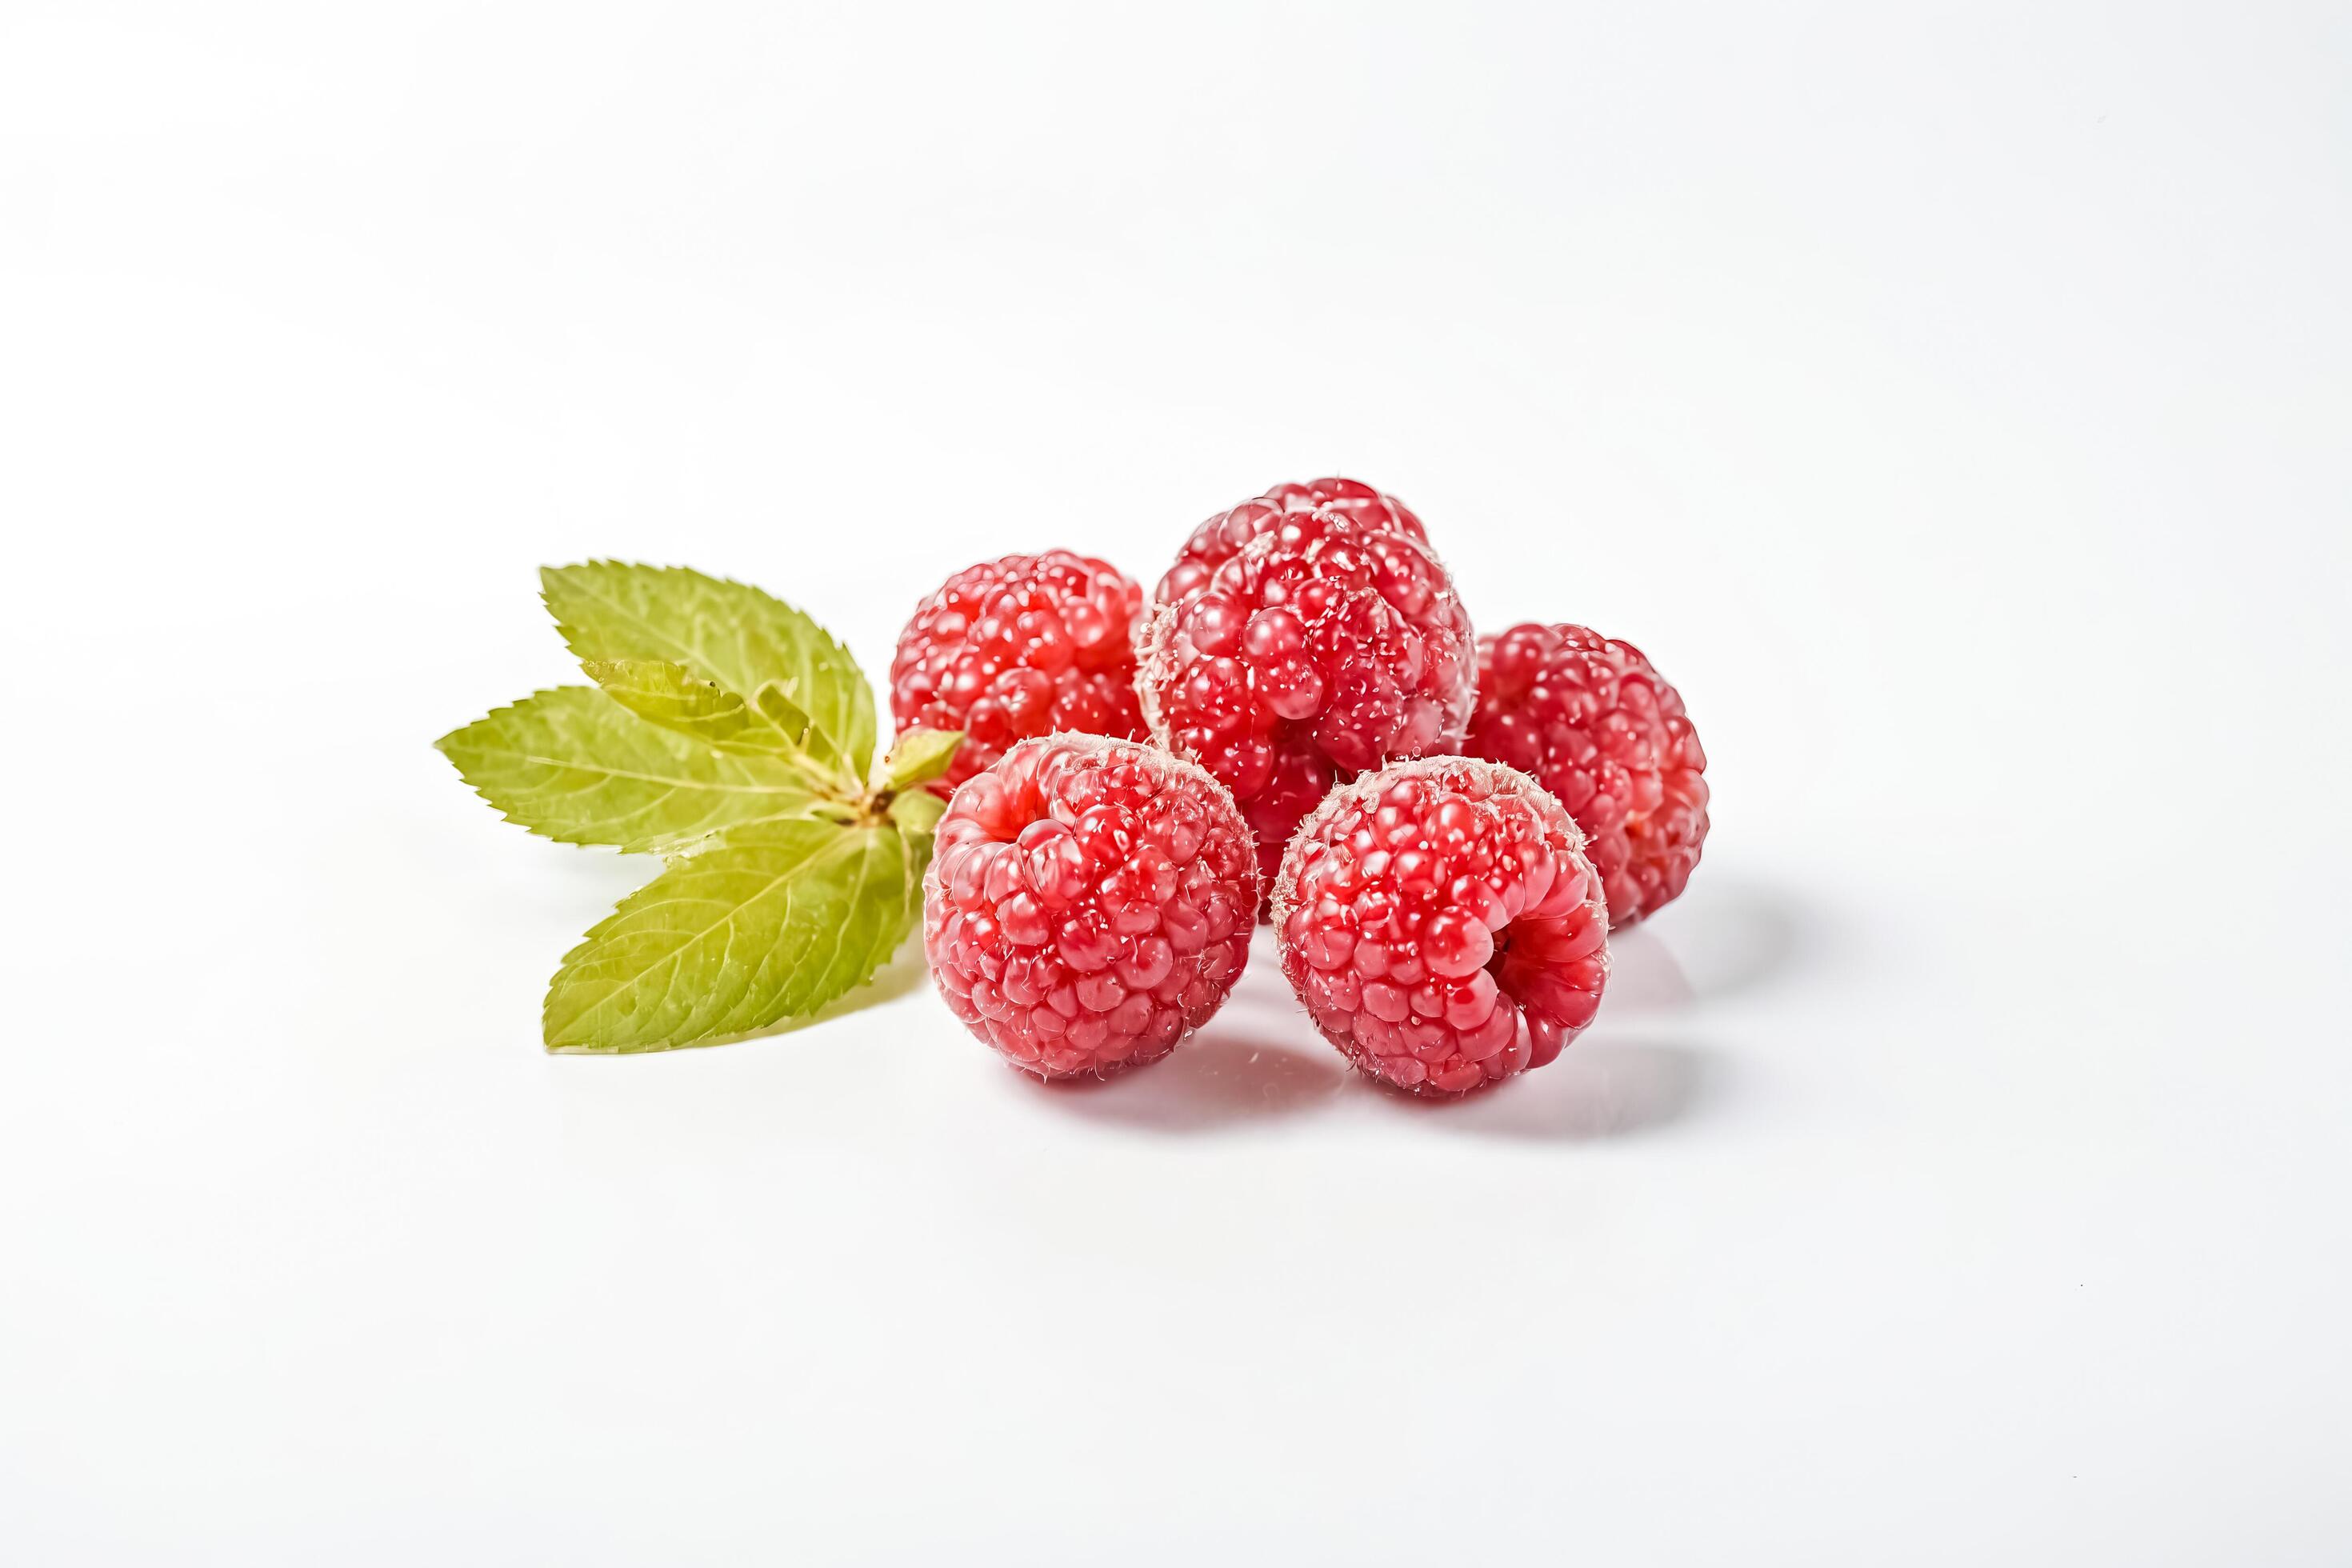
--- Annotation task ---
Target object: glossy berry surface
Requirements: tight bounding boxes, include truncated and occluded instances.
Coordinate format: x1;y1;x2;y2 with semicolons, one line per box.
1154;476;1427;606
1273;757;1610;1096
1465;623;1709;927
924;734;1260;1081
890;551;1147;794
1138;504;1474;893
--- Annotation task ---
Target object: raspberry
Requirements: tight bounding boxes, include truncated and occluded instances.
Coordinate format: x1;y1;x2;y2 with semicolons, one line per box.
923;734;1260;1080
1154;476;1428;606
1137;502;1474;893
890;552;1147;794
1272;756;1610;1095
1464;623;1709;927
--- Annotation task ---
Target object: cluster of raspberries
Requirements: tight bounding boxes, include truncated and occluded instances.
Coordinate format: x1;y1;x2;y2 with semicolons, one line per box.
895;477;1708;1097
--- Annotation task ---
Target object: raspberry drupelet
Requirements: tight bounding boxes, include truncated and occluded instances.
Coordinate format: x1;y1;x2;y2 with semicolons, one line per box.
890;551;1147;795
1154;476;1427;606
1273;756;1610;1095
1465;622;1709;927
1137;502;1474;894
923;734;1260;1081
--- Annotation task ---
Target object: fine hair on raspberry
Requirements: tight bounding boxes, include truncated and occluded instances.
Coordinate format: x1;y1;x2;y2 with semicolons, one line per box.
890;550;1147;794
1272;755;1610;1095
924;734;1261;1080
1465;622;1708;927
1136;496;1474;896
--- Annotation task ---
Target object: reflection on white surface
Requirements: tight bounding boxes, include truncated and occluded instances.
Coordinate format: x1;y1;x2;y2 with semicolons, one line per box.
1029;1030;1350;1133
1609;878;1813;1012
1414;1040;1714;1142
1018;921;1732;1141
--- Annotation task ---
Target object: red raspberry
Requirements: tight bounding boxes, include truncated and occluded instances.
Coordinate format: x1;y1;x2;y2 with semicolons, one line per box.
1138;503;1474;893
1464;623;1709;927
1273;756;1610;1095
1155;476;1427;605
924;734;1260;1080
890;552;1147;794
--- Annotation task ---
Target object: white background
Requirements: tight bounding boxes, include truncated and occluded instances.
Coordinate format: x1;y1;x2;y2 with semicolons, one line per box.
3;2;2347;1562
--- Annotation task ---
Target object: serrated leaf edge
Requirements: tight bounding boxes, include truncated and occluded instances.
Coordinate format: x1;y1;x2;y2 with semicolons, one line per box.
540;822;926;1054
434;686;829;855
539;561;873;776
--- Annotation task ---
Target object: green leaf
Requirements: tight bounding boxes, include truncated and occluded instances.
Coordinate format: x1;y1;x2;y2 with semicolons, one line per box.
882;728;962;793
582;658;854;787
542;562;878;778
542;816;926;1053
582;658;769;751
887;786;948;839
436;687;821;853
750;680;855;786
